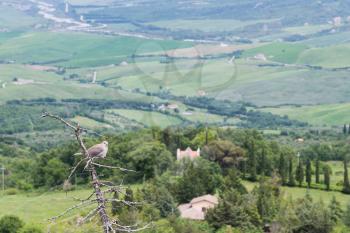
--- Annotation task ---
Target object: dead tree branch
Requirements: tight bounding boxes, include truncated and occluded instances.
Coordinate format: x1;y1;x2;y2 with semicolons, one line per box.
49;199;97;221
91;162;136;172
42;112;149;233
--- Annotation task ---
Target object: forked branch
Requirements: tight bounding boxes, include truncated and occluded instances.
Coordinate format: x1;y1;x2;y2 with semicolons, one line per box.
42;112;149;233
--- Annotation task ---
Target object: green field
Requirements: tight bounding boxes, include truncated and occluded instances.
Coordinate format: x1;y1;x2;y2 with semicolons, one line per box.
147;19;277;32
0;189;93;229
297;43;350;68
67;56;350;109
107;109;183;128
0;64;155;103
0;32;193;67
243;42;309;64
71;116;113;129
0;5;45;30
283;24;332;35
243;180;350;208
261;103;350;126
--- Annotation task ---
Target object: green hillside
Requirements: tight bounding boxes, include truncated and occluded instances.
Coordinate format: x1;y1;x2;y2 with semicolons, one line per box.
297;43;350;68
0;32;192;67
242;42;309;64
261;103;350;126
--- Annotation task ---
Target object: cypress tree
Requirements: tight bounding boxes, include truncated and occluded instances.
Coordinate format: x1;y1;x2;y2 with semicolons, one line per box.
278;153;287;185
288;157;295;186
343;157;350;194
240;160;246;179
248;139;257;181
296;159;304;187
315;158;320;184
306;159;312;188
324;166;330;191
259;148;267;176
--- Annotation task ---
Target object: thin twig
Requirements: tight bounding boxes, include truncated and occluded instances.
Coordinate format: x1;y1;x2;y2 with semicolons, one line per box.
68;157;89;181
41;112;77;131
72;191;95;202
49;199;97;221
92;162;136;172
104;198;143;207
79;207;99;225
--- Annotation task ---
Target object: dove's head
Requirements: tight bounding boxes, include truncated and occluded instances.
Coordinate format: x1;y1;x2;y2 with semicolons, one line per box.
102;141;109;147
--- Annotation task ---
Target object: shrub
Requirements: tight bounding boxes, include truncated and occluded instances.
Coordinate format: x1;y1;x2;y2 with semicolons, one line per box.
0;215;24;233
4;188;18;195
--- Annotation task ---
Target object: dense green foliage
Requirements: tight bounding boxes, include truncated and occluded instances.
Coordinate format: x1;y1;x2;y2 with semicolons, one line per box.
1;124;350;232
0;215;24;233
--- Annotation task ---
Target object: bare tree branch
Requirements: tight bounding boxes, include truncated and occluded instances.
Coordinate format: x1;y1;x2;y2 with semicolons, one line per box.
68;157;89;181
104;198;143;207
42;112;148;233
91;162;136;172
79;207;99;225
49;199;97;221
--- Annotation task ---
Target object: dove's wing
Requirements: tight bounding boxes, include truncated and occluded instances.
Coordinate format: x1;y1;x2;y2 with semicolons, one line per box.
87;144;104;157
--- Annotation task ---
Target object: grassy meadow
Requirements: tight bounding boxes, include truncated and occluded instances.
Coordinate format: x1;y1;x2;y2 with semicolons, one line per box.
261;103;350;126
242;42;309;64
243;180;350;208
147;19;277;32
107;109;183;128
0;32;193;67
0;189;93;229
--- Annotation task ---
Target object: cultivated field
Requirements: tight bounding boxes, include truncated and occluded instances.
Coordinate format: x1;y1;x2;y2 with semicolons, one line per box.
261;103;350;126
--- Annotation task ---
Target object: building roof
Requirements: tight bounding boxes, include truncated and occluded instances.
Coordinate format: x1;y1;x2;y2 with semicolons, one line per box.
178;194;218;220
190;194;218;205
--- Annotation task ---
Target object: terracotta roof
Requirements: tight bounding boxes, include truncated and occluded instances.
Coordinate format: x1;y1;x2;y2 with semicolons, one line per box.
190;194;218;205
178;194;218;220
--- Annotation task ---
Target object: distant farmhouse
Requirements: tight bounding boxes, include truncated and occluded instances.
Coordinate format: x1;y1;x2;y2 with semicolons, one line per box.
178;194;218;220
176;147;200;160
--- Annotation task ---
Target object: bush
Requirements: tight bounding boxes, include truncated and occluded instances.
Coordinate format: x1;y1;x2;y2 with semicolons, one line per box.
4;188;18;195
16;181;33;192
0;215;24;233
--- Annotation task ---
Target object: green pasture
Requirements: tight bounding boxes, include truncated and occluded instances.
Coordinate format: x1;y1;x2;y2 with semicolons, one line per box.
72;57;350;107
71;116;113;129
242;42;309;64
297;42;350;68
243;180;350;208
0;64;153;103
0;189;93;228
106;109;183;128
147;19;277;32
283;24;332;35
261;103;350;126
0;32;192;67
0;5;44;30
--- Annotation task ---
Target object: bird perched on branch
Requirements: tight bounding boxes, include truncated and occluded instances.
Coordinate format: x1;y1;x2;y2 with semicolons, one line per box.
87;141;108;159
